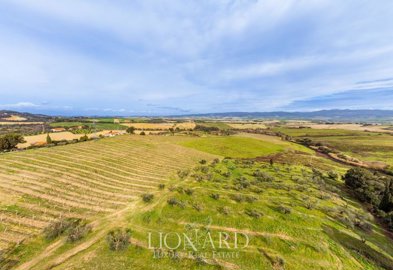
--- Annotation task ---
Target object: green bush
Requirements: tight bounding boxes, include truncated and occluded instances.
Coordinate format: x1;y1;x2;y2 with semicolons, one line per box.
217;206;230;215
184;188;194;196
277;205;292;214
210;193;220;200
245;209;263;219
142;193;154;203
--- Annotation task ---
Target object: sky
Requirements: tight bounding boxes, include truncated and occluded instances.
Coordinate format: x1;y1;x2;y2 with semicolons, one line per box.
0;0;393;116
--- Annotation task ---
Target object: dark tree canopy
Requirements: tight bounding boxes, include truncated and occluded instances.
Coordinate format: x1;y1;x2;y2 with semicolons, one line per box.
126;126;135;134
0;134;25;151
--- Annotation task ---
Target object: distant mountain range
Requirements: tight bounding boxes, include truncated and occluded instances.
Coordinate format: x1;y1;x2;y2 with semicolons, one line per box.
175;109;393;122
2;109;393;122
0;110;55;122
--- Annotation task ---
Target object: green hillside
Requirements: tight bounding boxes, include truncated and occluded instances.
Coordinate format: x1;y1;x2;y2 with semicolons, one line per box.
1;134;393;270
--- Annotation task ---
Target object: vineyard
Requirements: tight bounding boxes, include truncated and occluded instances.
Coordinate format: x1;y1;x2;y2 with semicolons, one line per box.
0;135;215;253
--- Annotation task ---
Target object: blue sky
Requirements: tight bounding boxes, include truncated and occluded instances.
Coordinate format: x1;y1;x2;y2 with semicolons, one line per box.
0;0;393;116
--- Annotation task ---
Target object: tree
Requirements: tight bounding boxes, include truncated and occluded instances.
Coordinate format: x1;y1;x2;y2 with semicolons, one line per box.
0;134;25;151
343;167;385;205
140;131;146;135
79;134;89;142
380;180;393;212
106;228;132;251
269;158;274;166
126;126;135;134
46;133;52;144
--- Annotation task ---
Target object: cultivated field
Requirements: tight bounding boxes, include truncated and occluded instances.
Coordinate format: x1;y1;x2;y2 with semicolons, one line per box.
0;122;44;126
0;115;27;121
0;135;215;263
284;122;393;133
17;130;127;149
30;136;393;270
226;122;267;129
122;122;196;130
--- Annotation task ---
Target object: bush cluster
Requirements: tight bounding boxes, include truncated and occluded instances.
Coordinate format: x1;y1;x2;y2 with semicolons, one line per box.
106;228;132;251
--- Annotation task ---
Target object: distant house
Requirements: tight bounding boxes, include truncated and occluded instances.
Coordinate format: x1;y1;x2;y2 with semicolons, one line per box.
51;127;66;132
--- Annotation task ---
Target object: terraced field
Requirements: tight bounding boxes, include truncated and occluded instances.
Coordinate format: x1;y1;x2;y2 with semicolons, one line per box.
0;135;215;253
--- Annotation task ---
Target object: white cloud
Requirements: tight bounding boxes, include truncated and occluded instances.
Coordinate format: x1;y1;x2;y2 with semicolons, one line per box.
0;102;40;108
0;0;392;113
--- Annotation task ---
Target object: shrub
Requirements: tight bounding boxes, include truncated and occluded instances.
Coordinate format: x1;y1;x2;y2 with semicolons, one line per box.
233;177;250;189
192;202;203;212
167;197;185;208
67;223;92;242
177;169;190;179
142;193;154;203
304;198;317;210
355;220;373;233
210;193;220;200
167;197;179;206
158;184;165;190
222;171;231;178
140;131;146;135
327;170;339;180
230;194;245;203
245;196;258;203
277;205;292;214
106;228;132;251
184;188;194;196
245;209;263;219
217;206;230;215
255;172;275;182
337;215;355;229
79;134;89;142
43;218;82;240
199;159;207;165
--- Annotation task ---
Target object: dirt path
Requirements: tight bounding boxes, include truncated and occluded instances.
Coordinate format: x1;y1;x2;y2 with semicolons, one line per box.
15;200;141;270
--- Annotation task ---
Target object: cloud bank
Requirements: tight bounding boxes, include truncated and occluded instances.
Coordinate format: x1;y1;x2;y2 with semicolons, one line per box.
0;0;392;115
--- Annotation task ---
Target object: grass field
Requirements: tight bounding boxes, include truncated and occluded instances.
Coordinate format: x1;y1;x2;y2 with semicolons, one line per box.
2;133;393;270
179;136;286;158
50;122;127;130
195;122;232;130
273;127;393;167
227;122;267;129
122;122;195;130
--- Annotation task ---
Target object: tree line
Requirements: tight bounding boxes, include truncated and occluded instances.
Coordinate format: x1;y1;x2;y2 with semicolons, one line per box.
344;167;393;230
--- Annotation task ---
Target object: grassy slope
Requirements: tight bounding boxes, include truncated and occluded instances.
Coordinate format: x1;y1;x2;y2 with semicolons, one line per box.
196;122;232;130
235;133;314;154
4;134;393;270
178;136;285;158
56;160;393;270
273;127;393;166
